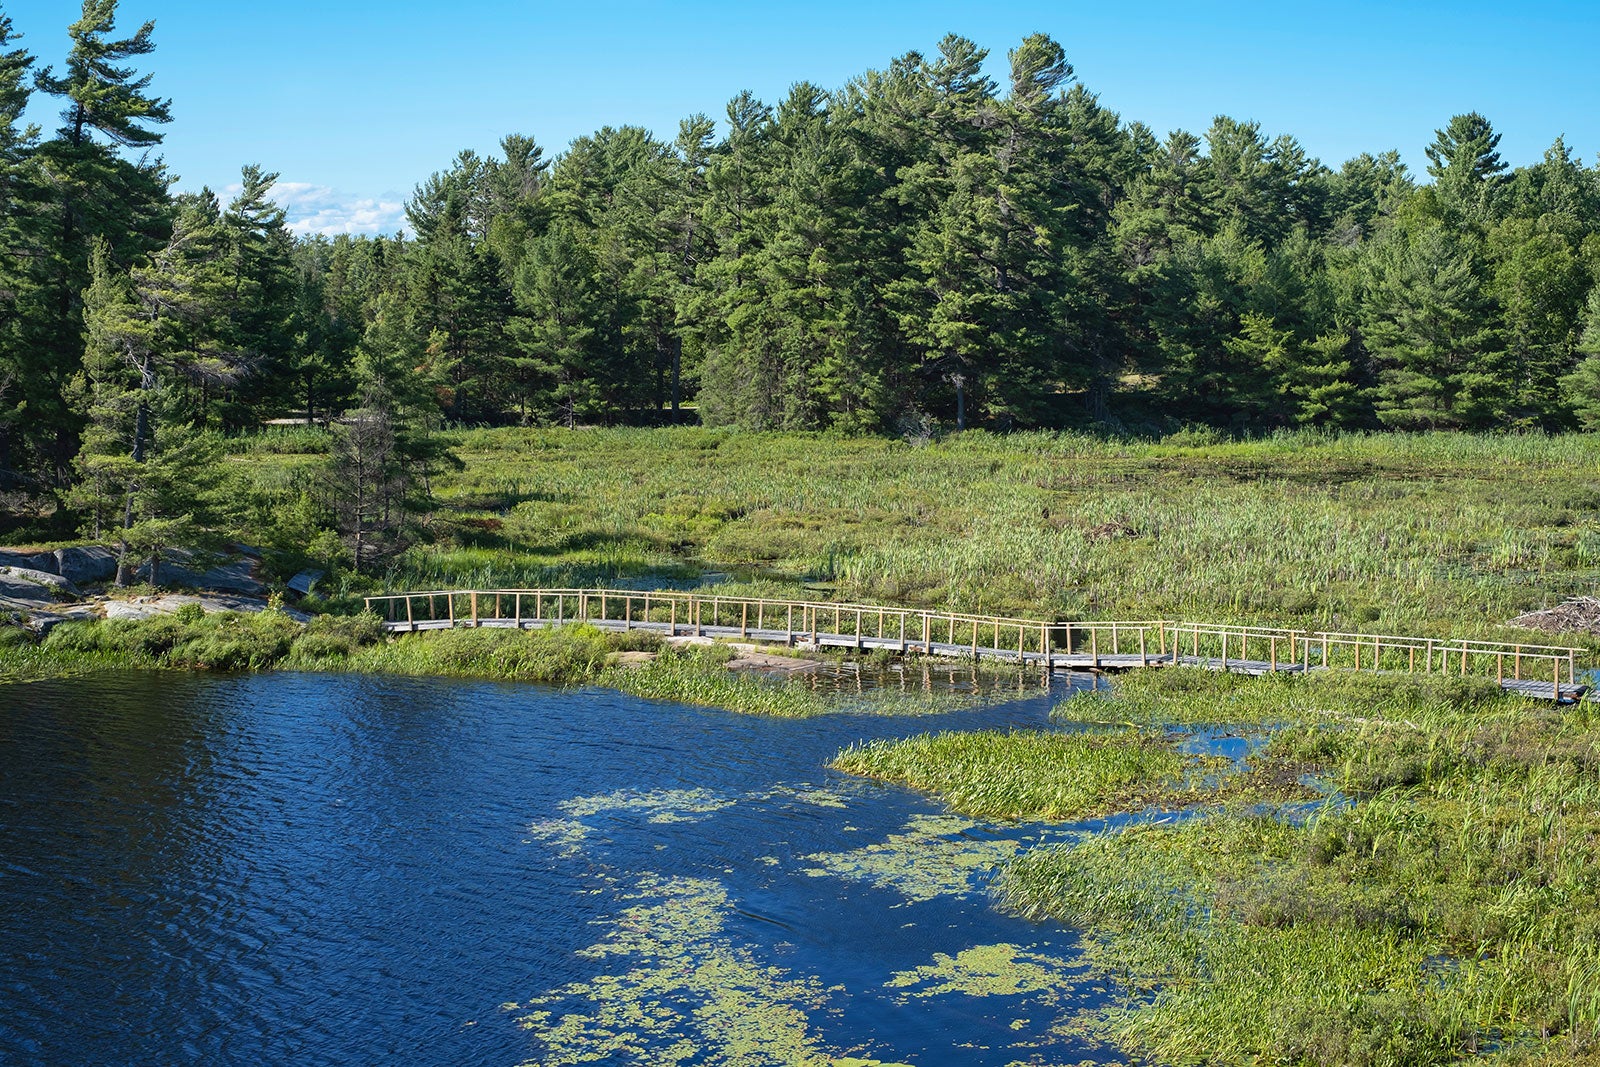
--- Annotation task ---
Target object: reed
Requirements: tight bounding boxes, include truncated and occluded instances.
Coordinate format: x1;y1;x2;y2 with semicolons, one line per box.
994;670;1600;1065
228;425;1600;644
828;728;1264;820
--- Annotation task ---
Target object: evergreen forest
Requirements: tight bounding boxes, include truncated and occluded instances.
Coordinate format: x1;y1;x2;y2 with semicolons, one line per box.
6;2;1600;545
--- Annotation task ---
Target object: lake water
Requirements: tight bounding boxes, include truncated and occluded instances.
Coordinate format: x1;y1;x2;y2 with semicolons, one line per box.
0;670;1129;1065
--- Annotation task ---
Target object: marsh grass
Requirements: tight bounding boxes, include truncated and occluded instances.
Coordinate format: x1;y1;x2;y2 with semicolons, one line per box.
830;728;1267;820
224;426;1600;643
996;669;1600;1066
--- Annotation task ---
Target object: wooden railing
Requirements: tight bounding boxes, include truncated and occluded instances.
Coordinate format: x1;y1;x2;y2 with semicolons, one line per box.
360;589;1586;691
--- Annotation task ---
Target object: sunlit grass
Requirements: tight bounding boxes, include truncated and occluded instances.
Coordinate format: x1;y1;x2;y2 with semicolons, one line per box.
229;425;1600;645
993;669;1600;1066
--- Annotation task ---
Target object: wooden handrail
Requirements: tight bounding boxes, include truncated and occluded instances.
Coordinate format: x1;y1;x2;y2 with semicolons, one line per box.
360;588;1588;690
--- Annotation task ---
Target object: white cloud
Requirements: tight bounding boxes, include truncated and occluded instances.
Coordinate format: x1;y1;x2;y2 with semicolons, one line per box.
265;182;410;237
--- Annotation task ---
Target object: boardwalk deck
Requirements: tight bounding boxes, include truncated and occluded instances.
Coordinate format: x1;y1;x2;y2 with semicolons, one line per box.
365;590;1594;703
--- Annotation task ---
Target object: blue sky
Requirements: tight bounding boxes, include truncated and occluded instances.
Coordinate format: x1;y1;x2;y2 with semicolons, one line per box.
6;0;1598;235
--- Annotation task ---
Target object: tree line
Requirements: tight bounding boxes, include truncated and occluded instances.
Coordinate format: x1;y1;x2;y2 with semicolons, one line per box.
5;3;1600;562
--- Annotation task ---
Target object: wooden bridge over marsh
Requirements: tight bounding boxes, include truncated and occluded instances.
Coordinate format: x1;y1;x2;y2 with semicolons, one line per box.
362;588;1591;702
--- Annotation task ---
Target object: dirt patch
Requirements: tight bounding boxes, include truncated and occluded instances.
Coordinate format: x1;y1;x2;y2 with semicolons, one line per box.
1510;597;1600;635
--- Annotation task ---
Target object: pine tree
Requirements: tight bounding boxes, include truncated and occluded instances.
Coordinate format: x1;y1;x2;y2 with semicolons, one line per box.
1361;218;1505;428
0;10;38;484
70;222;233;584
30;0;172;482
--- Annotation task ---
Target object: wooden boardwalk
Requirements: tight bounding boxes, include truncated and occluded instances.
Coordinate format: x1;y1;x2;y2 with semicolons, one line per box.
364;589;1592;703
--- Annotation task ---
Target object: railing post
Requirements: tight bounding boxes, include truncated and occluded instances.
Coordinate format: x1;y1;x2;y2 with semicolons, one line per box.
514;593;521;628
448;594;455;626
1091;627;1099;668
1269;635;1276;672
405;596;414;631
742;601;749;638
1140;627;1148;667
471;591;478;627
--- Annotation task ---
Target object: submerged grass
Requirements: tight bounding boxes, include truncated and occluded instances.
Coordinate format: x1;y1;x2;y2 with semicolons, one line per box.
989;668;1600;1066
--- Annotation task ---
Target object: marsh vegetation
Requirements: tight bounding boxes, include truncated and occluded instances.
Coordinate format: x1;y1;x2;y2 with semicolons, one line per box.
828;668;1600;1066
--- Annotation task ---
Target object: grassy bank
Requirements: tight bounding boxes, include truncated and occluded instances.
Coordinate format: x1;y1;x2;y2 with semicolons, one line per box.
936;669;1600;1066
3;611;1000;717
829;726;1312;821
230;426;1600;643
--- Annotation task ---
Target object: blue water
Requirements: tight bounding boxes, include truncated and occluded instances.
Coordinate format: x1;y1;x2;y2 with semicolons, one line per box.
0;670;1126;1066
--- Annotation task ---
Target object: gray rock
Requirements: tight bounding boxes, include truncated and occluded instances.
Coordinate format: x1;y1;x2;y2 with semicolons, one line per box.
198;558;265;595
286;569;325;596
53;546;117;584
0;549;59;573
0;566;81;600
102;594;310;623
135;560;201;588
21;606;99;635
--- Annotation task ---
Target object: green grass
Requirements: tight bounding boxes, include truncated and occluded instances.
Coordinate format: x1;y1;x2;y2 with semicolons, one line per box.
5;611;988;718
991;669;1600;1066
829;726;1311;820
227;425;1600;646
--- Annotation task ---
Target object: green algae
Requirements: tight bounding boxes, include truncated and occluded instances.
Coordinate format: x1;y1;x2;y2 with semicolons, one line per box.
800;813;1021;904
780;786;851;809
560;786;738;822
524;816;590;857
884;942;1084;1001
514;872;895;1067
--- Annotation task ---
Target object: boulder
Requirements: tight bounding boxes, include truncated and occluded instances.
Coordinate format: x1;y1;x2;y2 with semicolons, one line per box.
198;558;266;595
53;546;118;585
0;549;59;573
286;569;324;596
0;566;81;601
20;606;99;635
